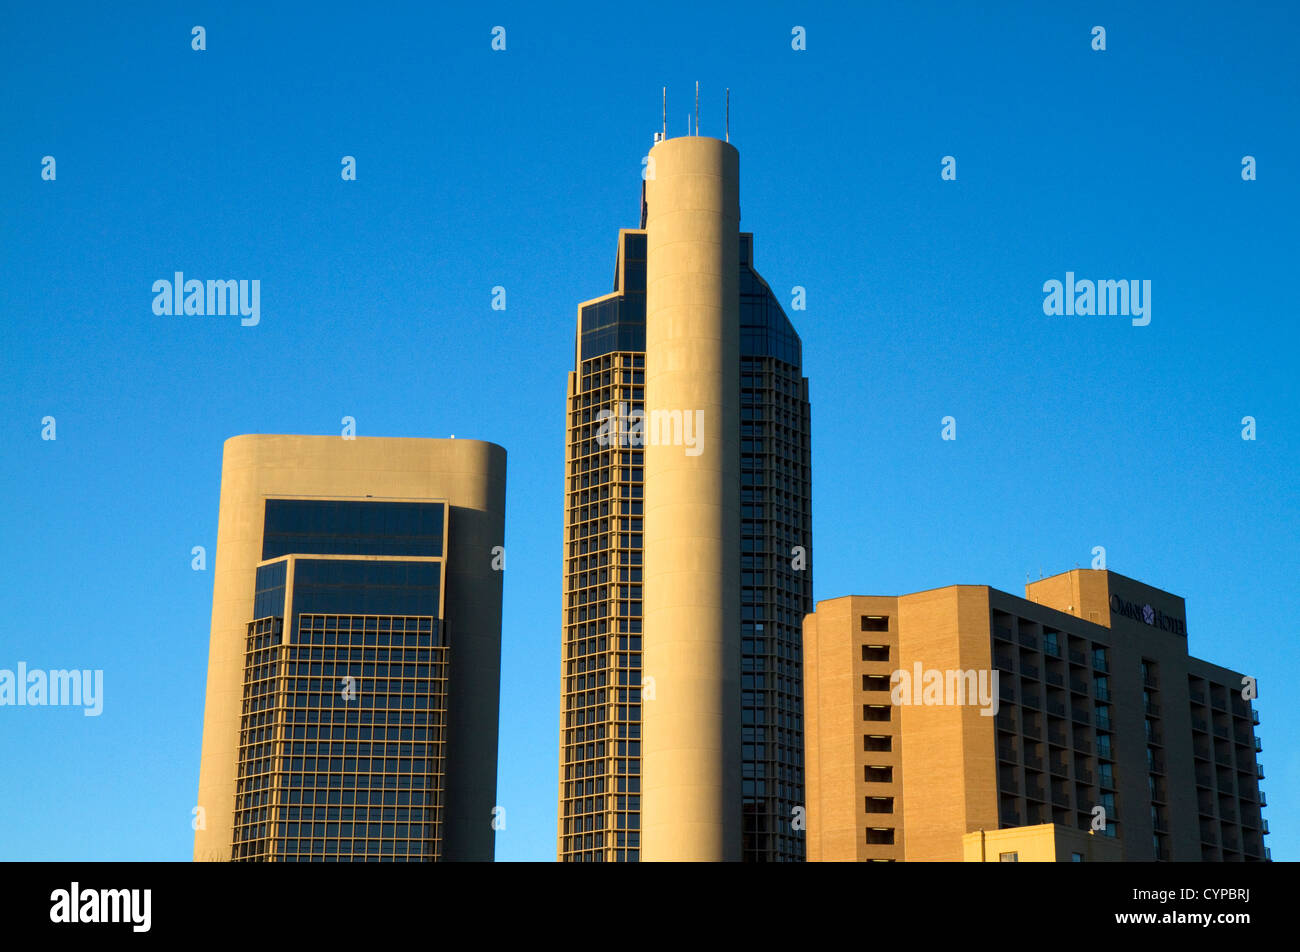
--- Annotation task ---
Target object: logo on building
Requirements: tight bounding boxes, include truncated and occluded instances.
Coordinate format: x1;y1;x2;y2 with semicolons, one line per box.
1110;594;1185;636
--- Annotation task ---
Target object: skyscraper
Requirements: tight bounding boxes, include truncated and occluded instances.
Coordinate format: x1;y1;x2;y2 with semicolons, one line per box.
559;133;812;861
194;435;507;862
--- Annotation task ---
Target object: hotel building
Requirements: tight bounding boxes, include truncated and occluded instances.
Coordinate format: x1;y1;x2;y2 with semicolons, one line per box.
804;568;1268;862
194;435;506;862
559;134;812;861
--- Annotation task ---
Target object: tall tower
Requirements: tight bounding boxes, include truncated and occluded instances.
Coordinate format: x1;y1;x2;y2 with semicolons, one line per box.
194;435;507;862
559;130;812;862
641;136;742;861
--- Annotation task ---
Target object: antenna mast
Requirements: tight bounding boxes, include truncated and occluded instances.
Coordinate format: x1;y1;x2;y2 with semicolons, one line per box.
662;86;667;139
726;88;730;142
695;81;699;135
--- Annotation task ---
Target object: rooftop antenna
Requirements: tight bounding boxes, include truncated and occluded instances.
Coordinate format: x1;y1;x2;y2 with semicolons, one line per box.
726;88;730;142
662;86;667;139
695;81;700;135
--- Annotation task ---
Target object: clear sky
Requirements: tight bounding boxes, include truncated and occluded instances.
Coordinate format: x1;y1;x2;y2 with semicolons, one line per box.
1;1;1296;862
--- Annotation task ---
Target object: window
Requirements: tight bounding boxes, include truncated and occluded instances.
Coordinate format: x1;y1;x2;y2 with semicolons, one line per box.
862;645;889;662
1071;852;1085;862
999;852;1019;862
861;615;889;632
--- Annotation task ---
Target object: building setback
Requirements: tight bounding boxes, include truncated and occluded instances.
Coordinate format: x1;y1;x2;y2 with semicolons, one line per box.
194;435;506;861
559;134;812;861
804;569;1268;861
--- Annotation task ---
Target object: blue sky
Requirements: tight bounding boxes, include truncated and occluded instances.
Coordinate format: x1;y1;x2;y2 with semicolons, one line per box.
1;1;1296;862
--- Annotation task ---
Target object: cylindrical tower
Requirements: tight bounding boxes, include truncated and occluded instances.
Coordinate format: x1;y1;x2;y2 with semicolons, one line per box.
641;135;741;861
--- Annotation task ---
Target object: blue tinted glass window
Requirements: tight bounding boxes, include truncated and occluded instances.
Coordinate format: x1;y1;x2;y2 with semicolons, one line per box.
290;559;441;626
254;559;288;619
262;500;444;559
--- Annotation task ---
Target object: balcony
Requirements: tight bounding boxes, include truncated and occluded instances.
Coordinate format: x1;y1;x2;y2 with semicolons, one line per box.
1049;760;1069;776
1220;807;1237;823
1071;708;1090;725
1019;632;1038;650
1252;710;1260;725
1022;693;1041;711
1043;640;1060;658
998;745;1017;763
1069;679;1089;695
1000;811;1021;827
994;625;1013;643
1075;768;1094;784
1189;688;1206;706
1025;784;1045;801
1075;737;1093;754
1093;655;1109;673
993;653;1014;671
1047;729;1067;747
995;712;1016;733
1257;764;1265;780
1024;752;1042;770
1051;790;1070;807
1263;819;1270;835
1195;770;1212;788
1255;737;1263;753
1047;700;1066;717
1068;649;1087;665
1143;672;1159;689
1260;792;1268;807
1046;671;1064;687
1096;742;1113;761
1096;713;1112;731
1192;717;1208;733
1145;730;1163;747
1152;815;1168;833
1022;663;1040;680
1213;724;1229;739
1200;828;1217;846
1144;701;1161;717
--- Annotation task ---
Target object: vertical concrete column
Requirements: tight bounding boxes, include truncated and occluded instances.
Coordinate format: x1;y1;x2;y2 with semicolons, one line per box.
642;136;741;861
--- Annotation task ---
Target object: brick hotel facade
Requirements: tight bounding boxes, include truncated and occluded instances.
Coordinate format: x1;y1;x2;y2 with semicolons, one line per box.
804;569;1268;862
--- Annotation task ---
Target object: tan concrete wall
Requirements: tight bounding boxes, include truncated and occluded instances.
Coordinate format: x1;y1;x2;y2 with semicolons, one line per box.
193;434;506;861
641;136;741;861
962;822;1122;862
897;586;997;860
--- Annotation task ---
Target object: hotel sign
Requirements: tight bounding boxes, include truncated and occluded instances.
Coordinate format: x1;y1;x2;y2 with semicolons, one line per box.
1110;594;1186;636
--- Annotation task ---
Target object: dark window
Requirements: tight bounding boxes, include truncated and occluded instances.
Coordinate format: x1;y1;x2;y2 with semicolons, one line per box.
262;500;444;559
861;615;889;632
291;559;440;625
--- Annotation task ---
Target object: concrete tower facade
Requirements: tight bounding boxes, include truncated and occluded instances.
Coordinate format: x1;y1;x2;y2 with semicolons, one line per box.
642;136;742;861
194;434;506;861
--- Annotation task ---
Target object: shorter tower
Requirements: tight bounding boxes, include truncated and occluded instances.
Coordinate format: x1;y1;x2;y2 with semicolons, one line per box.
194;435;506;861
